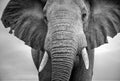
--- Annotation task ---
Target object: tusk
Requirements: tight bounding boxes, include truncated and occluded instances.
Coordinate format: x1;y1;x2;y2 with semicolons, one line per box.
39;51;48;72
82;48;89;69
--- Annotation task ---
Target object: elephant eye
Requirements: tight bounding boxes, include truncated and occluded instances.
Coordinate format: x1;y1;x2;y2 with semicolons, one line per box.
82;12;87;21
81;7;88;22
44;16;48;24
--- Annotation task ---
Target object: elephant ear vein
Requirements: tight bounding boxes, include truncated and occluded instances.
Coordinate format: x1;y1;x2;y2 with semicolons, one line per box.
86;0;120;49
1;0;47;50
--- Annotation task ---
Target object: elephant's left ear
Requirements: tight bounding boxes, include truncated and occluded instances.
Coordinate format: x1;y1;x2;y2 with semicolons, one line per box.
1;0;47;50
85;0;120;49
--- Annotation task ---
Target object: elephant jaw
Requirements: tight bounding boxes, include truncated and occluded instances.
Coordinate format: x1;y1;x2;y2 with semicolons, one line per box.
38;48;89;72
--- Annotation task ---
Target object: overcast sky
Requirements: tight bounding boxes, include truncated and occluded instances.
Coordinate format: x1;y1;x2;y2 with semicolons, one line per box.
0;0;120;81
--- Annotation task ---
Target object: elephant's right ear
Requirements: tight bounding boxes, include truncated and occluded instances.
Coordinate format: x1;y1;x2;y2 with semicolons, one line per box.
1;0;47;50
85;0;120;49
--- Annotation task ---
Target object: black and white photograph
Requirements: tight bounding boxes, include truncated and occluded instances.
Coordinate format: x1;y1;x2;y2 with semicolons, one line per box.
0;0;120;81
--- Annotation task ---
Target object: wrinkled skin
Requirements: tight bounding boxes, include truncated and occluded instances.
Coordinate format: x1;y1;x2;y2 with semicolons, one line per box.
1;0;120;81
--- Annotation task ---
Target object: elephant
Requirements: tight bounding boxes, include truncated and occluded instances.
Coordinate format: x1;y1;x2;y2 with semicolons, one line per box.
1;0;120;81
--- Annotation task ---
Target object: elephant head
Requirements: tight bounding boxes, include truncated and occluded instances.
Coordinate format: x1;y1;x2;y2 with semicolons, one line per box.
1;0;120;81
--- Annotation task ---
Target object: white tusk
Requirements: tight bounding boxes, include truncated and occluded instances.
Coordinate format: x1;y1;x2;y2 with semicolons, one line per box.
39;51;48;72
82;48;89;69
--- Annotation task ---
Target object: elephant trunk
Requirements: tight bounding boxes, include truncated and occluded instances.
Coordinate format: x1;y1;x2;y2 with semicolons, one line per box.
51;40;76;81
44;9;87;81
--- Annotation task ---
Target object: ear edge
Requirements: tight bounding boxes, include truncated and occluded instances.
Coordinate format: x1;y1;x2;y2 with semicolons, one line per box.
1;0;47;50
85;0;120;49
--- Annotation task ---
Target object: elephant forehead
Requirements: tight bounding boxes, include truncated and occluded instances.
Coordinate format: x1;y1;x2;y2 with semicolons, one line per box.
44;0;85;5
44;0;83;19
47;18;84;35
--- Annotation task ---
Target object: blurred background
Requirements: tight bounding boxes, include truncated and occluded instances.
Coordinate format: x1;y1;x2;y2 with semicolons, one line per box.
0;0;120;81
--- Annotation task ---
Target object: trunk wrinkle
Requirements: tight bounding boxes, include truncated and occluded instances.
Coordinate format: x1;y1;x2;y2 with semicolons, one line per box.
50;45;76;81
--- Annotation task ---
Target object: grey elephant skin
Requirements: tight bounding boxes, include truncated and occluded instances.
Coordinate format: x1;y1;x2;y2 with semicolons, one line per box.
1;0;120;81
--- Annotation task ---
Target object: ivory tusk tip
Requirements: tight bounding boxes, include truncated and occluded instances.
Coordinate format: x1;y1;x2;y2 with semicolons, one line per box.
39;51;48;72
39;66;42;72
85;61;89;69
82;48;89;70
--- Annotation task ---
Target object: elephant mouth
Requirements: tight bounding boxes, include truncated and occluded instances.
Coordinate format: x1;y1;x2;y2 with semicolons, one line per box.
38;47;89;72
